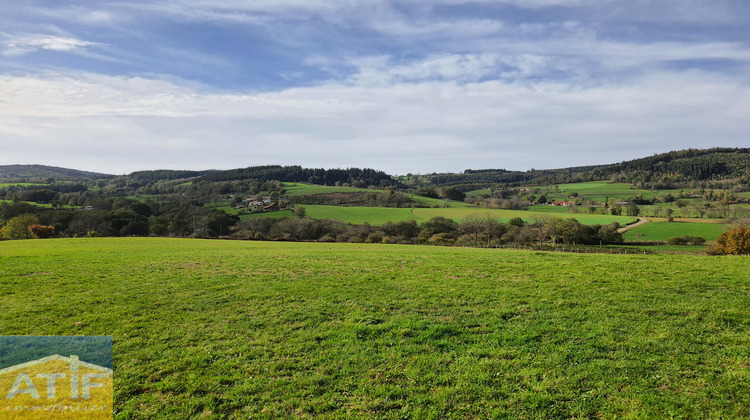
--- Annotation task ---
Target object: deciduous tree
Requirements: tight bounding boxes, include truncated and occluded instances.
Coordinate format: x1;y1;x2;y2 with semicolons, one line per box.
0;214;39;240
28;224;56;239
708;226;750;255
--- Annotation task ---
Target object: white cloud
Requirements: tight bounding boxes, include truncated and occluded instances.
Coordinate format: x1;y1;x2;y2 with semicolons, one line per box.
1;68;749;174
2;35;101;56
347;54;504;85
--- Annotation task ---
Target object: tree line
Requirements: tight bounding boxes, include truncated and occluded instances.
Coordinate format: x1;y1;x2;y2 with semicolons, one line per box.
0;200;237;240
416;148;750;190
231;213;623;247
197;165;399;187
1;199;625;248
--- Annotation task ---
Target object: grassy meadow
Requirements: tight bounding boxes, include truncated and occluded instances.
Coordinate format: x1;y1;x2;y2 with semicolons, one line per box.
1;238;748;418
622;221;726;242
243;205;637;226
282;183;379;197
0;183;47;188
0;199;76;209
526;182;686;203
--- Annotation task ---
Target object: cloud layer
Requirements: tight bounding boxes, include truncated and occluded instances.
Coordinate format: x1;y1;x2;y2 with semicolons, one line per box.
1;1;749;174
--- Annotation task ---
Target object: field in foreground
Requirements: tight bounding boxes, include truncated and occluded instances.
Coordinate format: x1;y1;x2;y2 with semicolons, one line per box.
1;238;748;419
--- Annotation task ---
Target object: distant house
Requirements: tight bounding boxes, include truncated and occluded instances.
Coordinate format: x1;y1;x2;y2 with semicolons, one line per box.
82;206;94;211
244;196;273;208
263;203;279;211
552;201;576;207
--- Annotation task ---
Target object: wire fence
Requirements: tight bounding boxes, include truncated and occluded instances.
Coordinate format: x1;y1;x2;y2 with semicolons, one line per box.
477;244;656;255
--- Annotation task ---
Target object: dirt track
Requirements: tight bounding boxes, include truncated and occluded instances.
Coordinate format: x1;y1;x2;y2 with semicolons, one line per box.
617;217;650;233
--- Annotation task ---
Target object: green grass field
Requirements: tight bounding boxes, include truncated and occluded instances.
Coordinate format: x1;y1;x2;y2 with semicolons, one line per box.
282;183;476;210
412;208;634;225
305;205;416;225
1;238;748;418
525;205;572;214
406;194;474;209
523;182;686;203
243;205;636;226
282;183;380;197
623;221;726;242
0;200;73;209
465;188;491;196
0;183;47;188
126;194;162;202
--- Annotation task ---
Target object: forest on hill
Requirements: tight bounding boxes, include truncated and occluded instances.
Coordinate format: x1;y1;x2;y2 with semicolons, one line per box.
2;148;749;189
0;164;114;180
422;148;750;189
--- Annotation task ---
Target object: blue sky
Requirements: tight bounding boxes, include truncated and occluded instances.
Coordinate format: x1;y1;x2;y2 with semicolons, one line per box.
1;0;749;175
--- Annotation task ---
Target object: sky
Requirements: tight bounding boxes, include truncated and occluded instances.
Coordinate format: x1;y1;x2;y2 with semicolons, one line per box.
1;1;749;176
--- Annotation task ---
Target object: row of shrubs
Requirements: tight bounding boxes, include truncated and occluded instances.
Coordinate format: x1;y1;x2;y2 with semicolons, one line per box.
231;215;625;247
666;235;706;245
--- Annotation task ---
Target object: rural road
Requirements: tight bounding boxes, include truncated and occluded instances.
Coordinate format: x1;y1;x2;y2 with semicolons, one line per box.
618;217;650;233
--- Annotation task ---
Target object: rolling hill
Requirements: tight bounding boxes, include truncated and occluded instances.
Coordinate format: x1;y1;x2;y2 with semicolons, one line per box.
0;164;114;180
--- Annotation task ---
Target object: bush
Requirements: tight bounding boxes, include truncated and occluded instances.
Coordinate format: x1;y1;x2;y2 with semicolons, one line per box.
1;214;39;240
427;233;455;245
28;224;56;239
707;226;750;255
667;235;706;245
366;232;384;243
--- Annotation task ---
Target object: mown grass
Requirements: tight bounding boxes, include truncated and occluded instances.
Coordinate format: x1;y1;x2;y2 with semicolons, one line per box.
0;183;47;188
524;205;572;214
406;195;474;209
126;194;162;202
282;183;380;197
524;182;685;203
411;208;634;226
1;238;748;418
240;209;295;220
0;200;76;209
281;183;474;210
291;205;636;226
623;221;726;242
304;205;416;225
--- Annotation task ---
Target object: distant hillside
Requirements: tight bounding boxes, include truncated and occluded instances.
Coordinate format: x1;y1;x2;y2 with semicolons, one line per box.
0;164;114;180
426;148;750;188
126;169;217;183
590;148;750;182
198;165;400;188
5;147;748;188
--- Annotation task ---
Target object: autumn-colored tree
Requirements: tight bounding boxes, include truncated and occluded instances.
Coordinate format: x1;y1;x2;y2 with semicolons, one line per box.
707;226;750;255
28;224;56;239
0;214;39;240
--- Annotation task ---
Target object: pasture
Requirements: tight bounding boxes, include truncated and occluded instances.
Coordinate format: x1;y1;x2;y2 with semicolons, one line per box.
282;183;474;210
1;238;748;418
241;204;636;226
0;200;64;209
0;183;47;188
293;205;636;226
524;182;685;203
622;221;725;242
282;183;378;197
